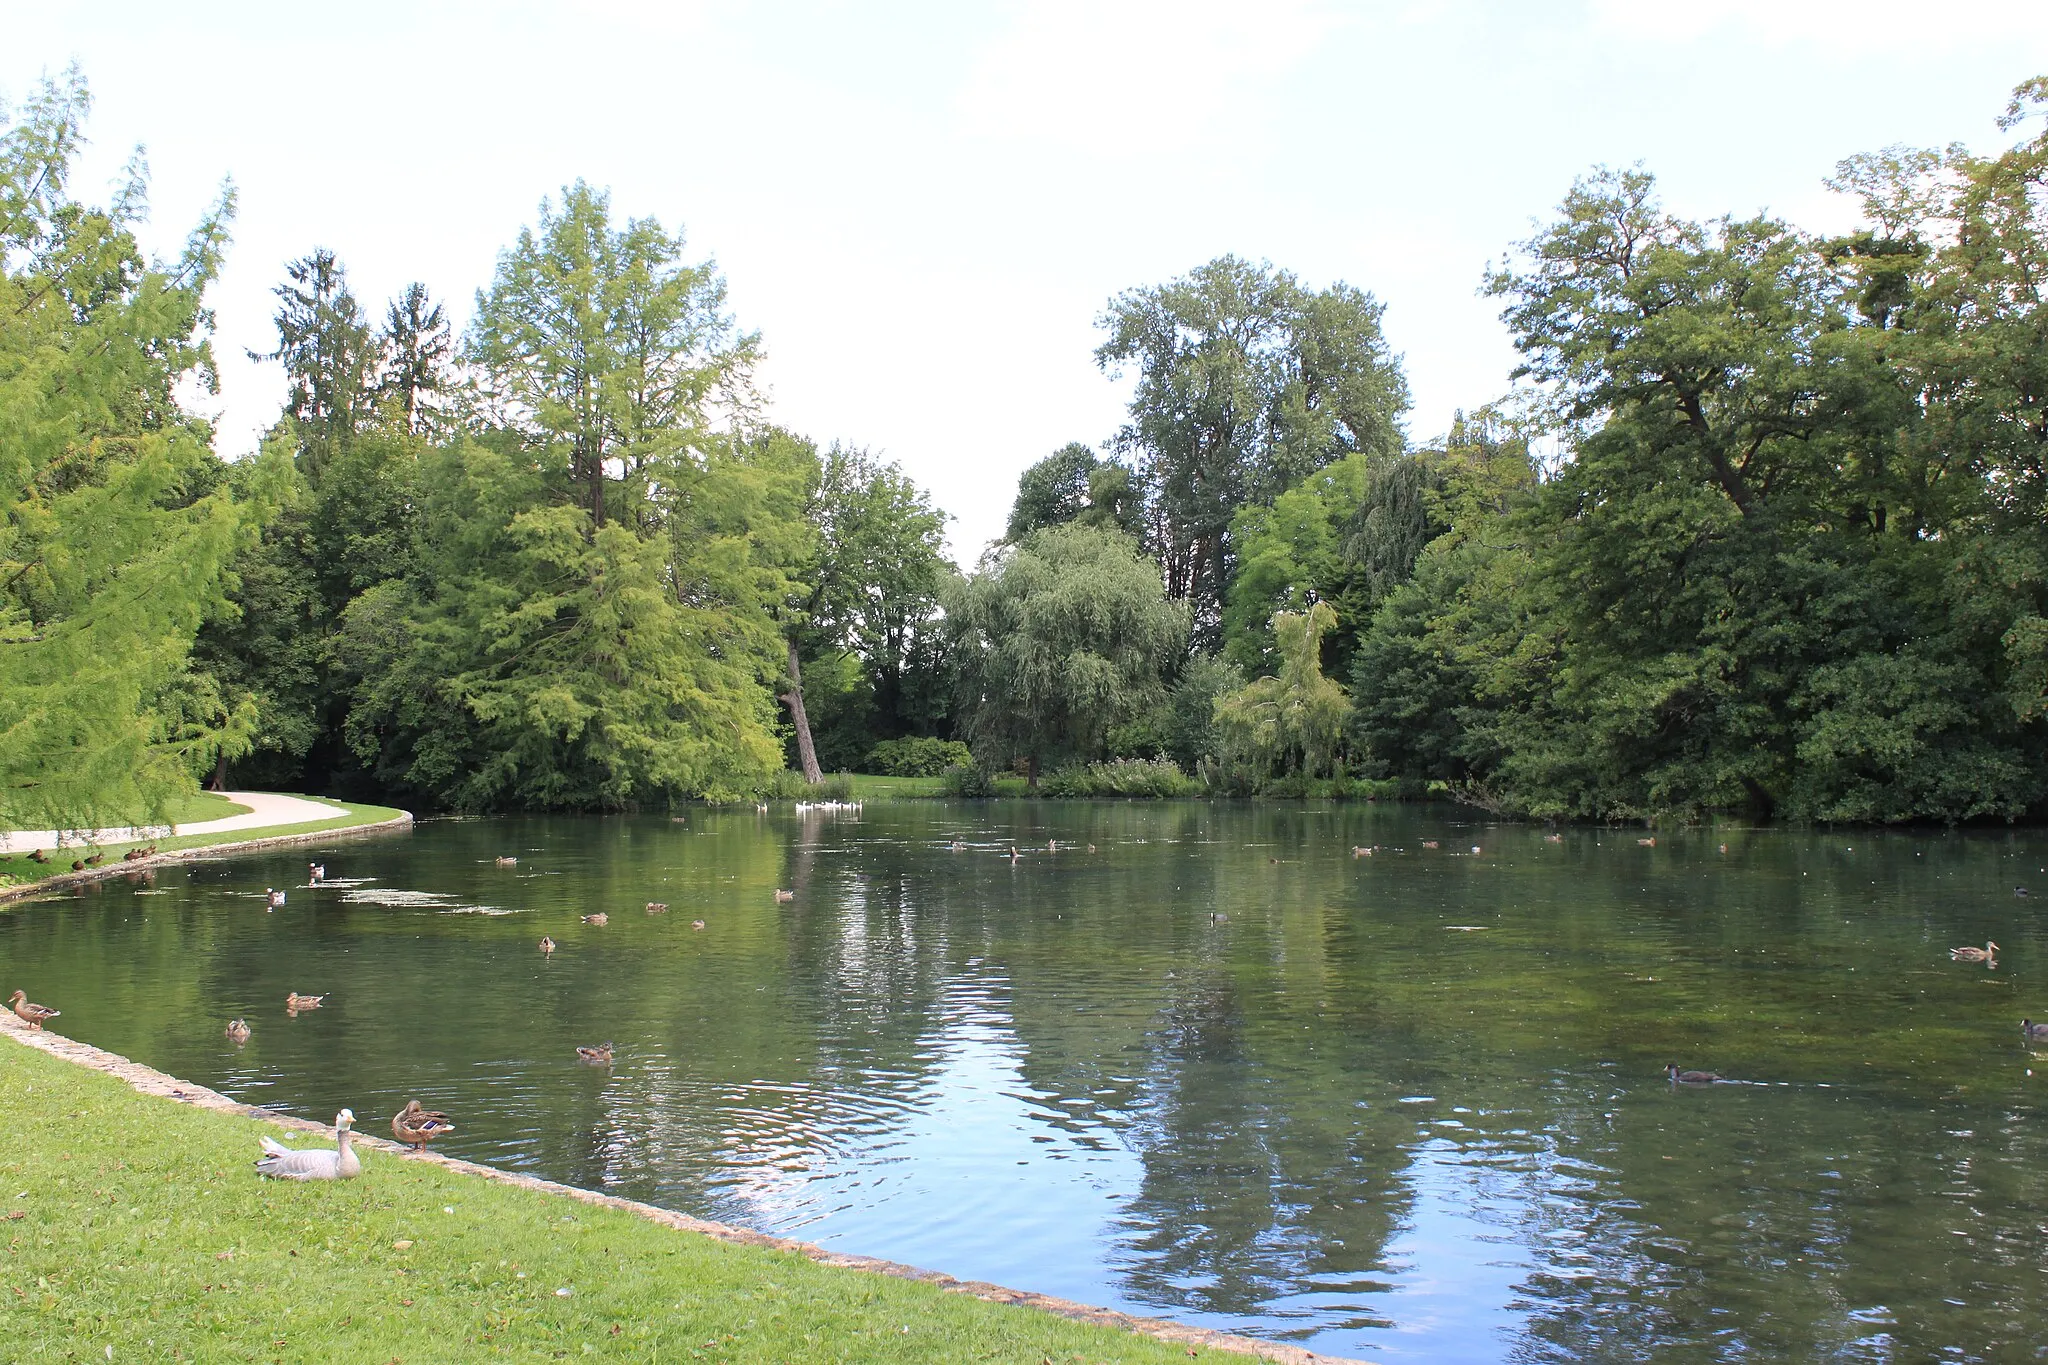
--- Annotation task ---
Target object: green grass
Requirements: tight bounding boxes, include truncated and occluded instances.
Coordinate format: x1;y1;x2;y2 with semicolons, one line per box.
845;774;946;800
158;791;256;824
0;1040;1206;1363
0;800;406;896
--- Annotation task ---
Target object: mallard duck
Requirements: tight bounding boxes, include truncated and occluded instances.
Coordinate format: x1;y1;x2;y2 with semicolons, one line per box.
950;840;964;851
27;848;48;863
581;912;607;925
1047;840;1058;852
7;989;59;1029
1637;837;1656;847
494;856;518;867
774;888;794;901
576;1042;614;1065
83;852;103;866
1951;940;2000;962
71;859;84;871
1421;840;1440;850
255;1110;361;1180
285;992;325;1012
2023;1020;2048;1041
225;1018;251;1044
391;1100;455;1152
1087;844;1097;853
645;901;668;913
265;888;286;911
1352;845;1373;857
539;935;556;955
690;919;706;931
1666;1063;1721;1085
308;863;325;883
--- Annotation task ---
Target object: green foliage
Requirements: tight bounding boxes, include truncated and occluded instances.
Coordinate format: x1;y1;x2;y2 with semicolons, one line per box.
1038;756;1202;798
766;768;856;801
864;736;972;776
1097;255;1409;644
1215;602;1353;782
950;524;1190;785
1005;442;1142;542
938;764;998;798
0;70;280;833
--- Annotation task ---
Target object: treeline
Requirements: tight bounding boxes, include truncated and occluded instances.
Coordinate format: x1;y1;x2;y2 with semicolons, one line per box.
7;70;2047;828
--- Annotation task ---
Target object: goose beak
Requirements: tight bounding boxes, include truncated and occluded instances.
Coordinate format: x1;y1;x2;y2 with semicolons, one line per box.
337;1109;355;1129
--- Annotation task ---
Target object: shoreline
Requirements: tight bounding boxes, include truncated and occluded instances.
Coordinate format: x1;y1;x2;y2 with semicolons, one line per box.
0;1013;1356;1364
0;807;413;905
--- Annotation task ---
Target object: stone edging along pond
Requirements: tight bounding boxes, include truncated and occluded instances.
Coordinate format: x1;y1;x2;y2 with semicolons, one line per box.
0;865;1357;1363
0;809;414;906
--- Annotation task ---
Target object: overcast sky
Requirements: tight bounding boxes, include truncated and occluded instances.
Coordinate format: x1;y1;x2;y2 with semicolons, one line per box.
9;1;2045;557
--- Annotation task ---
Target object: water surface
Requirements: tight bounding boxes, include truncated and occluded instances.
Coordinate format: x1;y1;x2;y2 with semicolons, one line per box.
5;803;2046;1362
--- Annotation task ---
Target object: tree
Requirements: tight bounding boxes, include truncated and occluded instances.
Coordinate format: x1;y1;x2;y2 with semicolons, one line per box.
467;181;757;532
1214;602;1352;783
253;249;381;470
1096;256;1409;644
949;524;1188;785
380;282;452;435
0;69;280;833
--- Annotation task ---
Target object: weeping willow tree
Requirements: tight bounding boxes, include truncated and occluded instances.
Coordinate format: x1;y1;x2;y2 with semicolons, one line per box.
0;70;281;837
1215;602;1352;782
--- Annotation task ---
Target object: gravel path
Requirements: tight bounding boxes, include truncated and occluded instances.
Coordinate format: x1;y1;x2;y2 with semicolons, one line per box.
0;791;351;853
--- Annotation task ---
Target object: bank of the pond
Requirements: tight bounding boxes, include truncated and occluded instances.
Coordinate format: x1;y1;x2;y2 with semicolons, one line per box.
0;1022;1336;1364
0;797;411;904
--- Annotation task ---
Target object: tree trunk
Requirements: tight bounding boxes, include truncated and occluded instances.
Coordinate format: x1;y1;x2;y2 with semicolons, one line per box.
1026;752;1040;790
209;750;227;793
779;636;824;784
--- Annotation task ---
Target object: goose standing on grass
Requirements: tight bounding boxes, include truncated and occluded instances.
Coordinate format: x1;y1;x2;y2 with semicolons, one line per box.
225;1018;251;1044
255;1110;361;1180
1952;940;2000;962
392;1100;455;1153
8;989;59;1029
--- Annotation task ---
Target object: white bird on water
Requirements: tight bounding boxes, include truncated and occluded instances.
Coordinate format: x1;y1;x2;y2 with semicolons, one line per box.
254;1109;362;1180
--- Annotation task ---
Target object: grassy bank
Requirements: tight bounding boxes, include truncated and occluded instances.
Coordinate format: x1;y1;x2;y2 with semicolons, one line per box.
0;1038;1209;1363
0;800;407;897
845;774;945;800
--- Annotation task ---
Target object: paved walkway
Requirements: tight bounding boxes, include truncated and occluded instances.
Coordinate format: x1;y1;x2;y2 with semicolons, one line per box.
0;791;351;854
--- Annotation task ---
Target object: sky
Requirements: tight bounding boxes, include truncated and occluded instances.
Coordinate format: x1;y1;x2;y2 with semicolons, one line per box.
8;1;2046;558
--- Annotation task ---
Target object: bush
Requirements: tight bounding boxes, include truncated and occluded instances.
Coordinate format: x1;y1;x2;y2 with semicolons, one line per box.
767;769;856;801
864;737;972;777
939;764;998;798
1039;757;1203;799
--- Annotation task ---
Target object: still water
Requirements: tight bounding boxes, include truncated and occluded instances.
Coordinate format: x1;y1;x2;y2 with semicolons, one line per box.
5;803;2047;1361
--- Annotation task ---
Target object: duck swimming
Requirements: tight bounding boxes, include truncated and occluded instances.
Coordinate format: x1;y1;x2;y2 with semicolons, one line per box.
225;1018;251;1044
576;1042;614;1066
1951;940;2000;962
1665;1064;1722;1085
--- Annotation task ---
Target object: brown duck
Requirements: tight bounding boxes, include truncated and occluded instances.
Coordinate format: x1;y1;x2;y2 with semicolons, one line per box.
1665;1063;1722;1085
8;990;59;1029
225;1018;251;1044
1951;940;2000;962
392;1100;456;1152
576;1042;614;1066
285;992;325;1013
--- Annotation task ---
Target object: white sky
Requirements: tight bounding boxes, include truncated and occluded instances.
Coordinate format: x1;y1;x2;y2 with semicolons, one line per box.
9;1;2046;559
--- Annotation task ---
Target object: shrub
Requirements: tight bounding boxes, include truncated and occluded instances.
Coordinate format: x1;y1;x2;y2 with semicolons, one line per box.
1039;757;1203;799
864;737;973;777
767;770;856;801
939;764;998;798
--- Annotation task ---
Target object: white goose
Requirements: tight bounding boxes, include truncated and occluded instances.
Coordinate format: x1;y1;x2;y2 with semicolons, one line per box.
254;1109;362;1180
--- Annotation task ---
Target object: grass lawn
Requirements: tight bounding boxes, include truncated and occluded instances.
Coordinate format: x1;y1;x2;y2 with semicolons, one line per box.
0;800;407;898
158;791;256;824
844;774;946;800
0;1039;1211;1363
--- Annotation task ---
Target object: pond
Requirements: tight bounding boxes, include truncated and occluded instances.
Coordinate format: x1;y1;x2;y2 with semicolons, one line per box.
5;802;2046;1362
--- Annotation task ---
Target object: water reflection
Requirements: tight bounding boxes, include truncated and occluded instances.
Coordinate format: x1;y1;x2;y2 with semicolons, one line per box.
4;806;2046;1362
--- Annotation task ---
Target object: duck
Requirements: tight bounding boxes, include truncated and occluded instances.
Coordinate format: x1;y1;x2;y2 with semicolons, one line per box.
950;840;964;852
1637;837;1656;847
645;901;668;914
1421;840;1440;850
1544;833;1563;844
539;935;557;955
285;992;325;1012
1048;840;1058;852
27;848;48;863
83;852;103;866
581;912;608;926
774;889;794;902
1087;844;1097;853
391;1100;455;1153
265;888;286;911
1352;845;1373;857
576;1042;614;1066
225;1018;251;1044
254;1110;361;1180
7;989;59;1029
2023;1020;2048;1041
494;856;518;867
1665;1063;1722;1085
308;863;325;883
71;860;84;871
1951;940;2000;962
